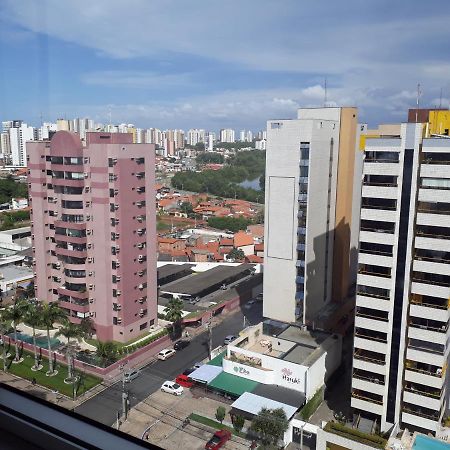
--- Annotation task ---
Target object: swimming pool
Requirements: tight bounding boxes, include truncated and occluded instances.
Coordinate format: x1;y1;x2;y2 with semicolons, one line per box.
413;435;450;450
8;332;61;349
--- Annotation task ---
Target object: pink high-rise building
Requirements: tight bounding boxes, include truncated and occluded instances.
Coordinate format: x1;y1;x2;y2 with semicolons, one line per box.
28;131;157;342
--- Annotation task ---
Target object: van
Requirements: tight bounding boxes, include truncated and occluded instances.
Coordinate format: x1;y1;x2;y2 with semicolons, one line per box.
124;369;139;383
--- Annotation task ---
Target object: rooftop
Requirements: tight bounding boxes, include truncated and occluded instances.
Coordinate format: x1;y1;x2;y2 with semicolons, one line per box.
0;226;31;236
0;264;33;282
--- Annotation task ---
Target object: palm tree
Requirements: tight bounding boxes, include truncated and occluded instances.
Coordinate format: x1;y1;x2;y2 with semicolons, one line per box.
23;303;44;371
2;297;28;362
0;311;10;372
95;341;118;367
25;281;35;299
40;303;67;375
164;297;184;337
55;320;85;381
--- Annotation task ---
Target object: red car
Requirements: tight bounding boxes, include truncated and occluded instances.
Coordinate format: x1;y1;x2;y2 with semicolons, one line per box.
175;374;194;388
205;429;232;450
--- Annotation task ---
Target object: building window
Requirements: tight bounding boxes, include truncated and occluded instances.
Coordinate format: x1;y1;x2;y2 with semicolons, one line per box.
140;322;147;330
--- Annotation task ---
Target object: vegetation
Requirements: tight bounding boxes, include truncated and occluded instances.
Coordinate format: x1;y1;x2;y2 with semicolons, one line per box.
2;298;28;362
208;216;253;232
214;142;255;150
189;413;243;437
184;142;205;151
164;297;184;323
228;248;245;261
2;349;101;397
179;201;195;217
324;422;387;449
196;152;224;164
23;303;43;370
232;414;245;433
172;150;265;203
215;406;226;424
95;341;118;366
0;176;28;204
55;321;86;380
250;407;289;446
40;303;67;375
297;387;323;420
0;210;30;231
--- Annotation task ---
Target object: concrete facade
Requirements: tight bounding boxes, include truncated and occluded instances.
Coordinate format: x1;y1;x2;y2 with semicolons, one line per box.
28;131;157;343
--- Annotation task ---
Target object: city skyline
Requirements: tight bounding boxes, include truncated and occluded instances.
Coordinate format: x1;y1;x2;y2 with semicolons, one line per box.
1;1;450;130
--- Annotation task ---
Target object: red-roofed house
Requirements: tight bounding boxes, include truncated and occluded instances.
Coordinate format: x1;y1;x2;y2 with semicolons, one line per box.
254;242;264;257
245;254;263;263
158;237;186;253
233;231;254;256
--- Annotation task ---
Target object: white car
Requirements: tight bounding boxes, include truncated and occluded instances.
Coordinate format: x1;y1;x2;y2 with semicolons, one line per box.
223;335;237;345
161;381;184;396
158;348;176;360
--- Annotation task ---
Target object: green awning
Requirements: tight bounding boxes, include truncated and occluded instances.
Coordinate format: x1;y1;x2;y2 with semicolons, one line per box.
208;371;259;397
207;351;226;367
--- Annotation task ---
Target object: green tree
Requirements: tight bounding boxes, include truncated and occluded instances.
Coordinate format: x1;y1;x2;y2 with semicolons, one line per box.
23;302;43;371
25;281;35;299
179;201;194;216
250;407;289;446
196;152;224;165
80;317;96;338
40;302;67;375
215;406;226;424
2;297;28;362
0;311;10;372
164;297;184;336
232;414;245;433
95;341;118;366
228;248;245;261
56;320;85;380
208;216;252;232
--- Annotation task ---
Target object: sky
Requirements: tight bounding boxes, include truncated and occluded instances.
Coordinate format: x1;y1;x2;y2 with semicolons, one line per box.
0;0;449;132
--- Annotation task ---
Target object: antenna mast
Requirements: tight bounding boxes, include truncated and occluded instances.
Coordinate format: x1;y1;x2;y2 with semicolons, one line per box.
415;83;421;123
324;77;328;107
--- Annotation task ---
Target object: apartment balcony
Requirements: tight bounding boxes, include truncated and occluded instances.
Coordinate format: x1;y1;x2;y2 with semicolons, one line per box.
418;187;449;204
356;294;390;312
351;376;385;396
63;261;87;271
57;286;88;300
420;164;450;179
360;208;397;223
353;350;386;375
351;390;384;416
408;322;448;345
402;405;440;433
416;211;450;228
404;363;444;390
415;236;450;253
413;259;449;277
52;178;84;188
358;252;393;268
55;246;87;258
359;230;395;246
406;345;446;368
54;234;87;245
58;299;89;313
354;335;387;354
355;315;389;333
403;387;443;411
357;273;392;291
411;281;449;299
409;303;449;323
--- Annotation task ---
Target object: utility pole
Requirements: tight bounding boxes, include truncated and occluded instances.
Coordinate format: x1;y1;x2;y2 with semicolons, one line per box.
207;321;213;360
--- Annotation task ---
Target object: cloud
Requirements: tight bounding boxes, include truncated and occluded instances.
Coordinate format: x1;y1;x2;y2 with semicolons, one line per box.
81;70;194;89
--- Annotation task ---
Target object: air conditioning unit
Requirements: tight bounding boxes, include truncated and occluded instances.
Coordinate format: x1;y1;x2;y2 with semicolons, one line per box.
89;312;95;317
138;284;144;290
115;262;120;268
89;298;94;304
137;243;144;249
87;257;93;263
88;271;94;276
86;215;91;221
116;276;121;281
87;243;92;249
85;201;91;207
87;230;92;235
115;233;120;239
112;158;118;164
84;173;89;179
116;318;122;324
88;284;94;290
114;205;119;210
116;290;122;296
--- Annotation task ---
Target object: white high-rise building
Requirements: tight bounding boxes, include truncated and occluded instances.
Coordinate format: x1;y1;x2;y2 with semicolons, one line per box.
206;132;215;151
8;122;36;166
220;128;235;143
187;129;206;146
240;130;253;142
351;122;450;435
263;107;360;325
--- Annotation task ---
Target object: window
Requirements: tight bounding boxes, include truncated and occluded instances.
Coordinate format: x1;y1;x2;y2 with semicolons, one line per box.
140;322;147;330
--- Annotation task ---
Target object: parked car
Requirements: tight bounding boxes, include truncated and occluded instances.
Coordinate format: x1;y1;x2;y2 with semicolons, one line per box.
255;293;263;302
173;339;190;351
183;367;196;376
158;348;176;360
123;369;139;383
223;335;237;345
205;430;232;450
193;362;203;369
161;381;184;396
175;374;194;388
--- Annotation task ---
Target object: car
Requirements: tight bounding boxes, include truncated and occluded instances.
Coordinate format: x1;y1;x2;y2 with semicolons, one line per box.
183;367;196;376
174;339;190;351
193;362;203;369
205;430;232;450
123;368;139;383
161;381;184;396
175;374;194;388
158;348;176;360
223;335;237;345
255;293;263;302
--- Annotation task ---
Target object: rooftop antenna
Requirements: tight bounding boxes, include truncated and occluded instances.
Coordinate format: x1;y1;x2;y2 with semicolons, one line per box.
415;83;421;123
324;77;328;107
439;87;443;109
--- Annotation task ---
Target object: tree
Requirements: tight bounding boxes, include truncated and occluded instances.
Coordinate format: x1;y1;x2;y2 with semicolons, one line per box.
164;297;184;338
228;248;245;261
2;297;28;362
40;302;66;375
0;311;10;372
55;320;85;381
23;302;43;371
250;408;289;446
95;341;118;366
215;406;226;424
25;281;35;299
80;317;96;338
232;414;245;433
179;201;194;216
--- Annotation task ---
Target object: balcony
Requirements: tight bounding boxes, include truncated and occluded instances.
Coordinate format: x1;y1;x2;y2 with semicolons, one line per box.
408;319;448;344
403;384;442;411
351;390;384;416
353;349;385;368
406;341;446;368
402;403;440;431
404;361;444;389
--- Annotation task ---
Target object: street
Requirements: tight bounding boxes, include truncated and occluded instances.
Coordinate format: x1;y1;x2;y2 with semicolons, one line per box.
75;302;262;426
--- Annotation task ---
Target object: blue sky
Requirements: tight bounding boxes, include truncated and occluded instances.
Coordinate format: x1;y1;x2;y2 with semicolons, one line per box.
1;0;449;132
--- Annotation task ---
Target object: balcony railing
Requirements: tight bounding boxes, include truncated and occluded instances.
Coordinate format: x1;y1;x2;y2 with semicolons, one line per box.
403;407;439;421
358;269;391;279
352;372;385;385
355;331;387;343
354;351;385;365
351;391;383;405
409;321;448;333
356;311;389;322
356;290;390;301
404;385;441;399
405;363;443;378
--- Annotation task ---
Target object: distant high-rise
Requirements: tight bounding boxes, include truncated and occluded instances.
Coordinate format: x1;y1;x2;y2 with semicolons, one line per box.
187;129;206;146
28;131;157;342
220;128;235;143
351;121;450;435
263;107;360;325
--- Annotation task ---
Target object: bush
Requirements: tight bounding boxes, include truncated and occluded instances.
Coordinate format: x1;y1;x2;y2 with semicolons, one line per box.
324;422;387;449
215;406;226;424
232;414;245;433
298;387;323;420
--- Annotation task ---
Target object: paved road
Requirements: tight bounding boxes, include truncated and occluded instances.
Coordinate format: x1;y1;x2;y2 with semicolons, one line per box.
75;302;262;426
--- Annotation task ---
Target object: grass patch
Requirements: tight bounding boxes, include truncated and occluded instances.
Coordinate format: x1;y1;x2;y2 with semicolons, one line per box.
189;413;244;437
297;386;323;420
4;350;101;397
324;422;387;449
